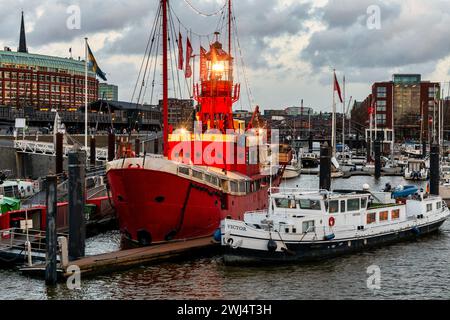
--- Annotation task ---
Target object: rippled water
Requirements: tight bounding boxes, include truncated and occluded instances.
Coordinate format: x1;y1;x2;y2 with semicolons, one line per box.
1;175;449;300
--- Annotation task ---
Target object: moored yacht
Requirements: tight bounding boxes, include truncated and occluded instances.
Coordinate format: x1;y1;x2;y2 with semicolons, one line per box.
221;186;449;264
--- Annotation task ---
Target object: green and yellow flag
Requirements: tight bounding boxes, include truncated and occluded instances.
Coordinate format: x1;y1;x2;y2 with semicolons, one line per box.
87;44;107;81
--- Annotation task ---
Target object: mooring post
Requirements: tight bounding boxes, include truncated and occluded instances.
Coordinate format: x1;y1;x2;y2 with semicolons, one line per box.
319;142;331;191
68;150;86;260
135;138;141;157
422;140;427;159
90;136;96;167
108;132;115;161
374;139;382;179
55;132;63;175
308;132;313;153
45;175;58;285
430;144;440;196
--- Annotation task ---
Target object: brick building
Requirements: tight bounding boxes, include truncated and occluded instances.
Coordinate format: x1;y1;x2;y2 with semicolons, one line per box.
0;13;98;111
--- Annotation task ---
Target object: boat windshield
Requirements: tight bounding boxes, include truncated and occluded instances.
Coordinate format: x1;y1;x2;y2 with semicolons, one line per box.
298;199;321;210
275;198;297;209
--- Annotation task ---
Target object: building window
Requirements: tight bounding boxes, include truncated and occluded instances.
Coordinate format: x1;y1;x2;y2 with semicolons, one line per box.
376;114;386;125
376;100;386;112
429;87;439;98
377;87;387;98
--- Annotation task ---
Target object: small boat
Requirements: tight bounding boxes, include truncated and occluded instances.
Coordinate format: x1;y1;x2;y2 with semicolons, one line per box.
404;159;429;181
300;153;319;169
283;151;301;179
220;186;449;264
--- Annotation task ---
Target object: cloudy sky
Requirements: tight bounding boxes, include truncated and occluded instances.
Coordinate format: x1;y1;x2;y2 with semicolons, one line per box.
1;0;450;113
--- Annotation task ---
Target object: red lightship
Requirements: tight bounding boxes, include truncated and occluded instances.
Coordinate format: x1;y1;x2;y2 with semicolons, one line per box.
106;0;289;246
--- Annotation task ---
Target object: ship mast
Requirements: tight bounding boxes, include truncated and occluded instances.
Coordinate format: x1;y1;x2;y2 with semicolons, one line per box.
228;0;231;56
162;0;169;157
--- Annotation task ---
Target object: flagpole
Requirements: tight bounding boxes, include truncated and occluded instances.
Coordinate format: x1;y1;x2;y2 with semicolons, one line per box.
332;70;336;157
85;37;88;151
342;75;345;154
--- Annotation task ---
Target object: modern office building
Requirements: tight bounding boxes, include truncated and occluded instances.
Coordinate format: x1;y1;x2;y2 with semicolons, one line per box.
351;74;440;143
0;12;98;111
99;83;118;101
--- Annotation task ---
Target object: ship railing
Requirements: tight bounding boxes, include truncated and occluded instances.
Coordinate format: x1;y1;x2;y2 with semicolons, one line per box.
0;228;68;253
269;187;329;195
244;210;268;216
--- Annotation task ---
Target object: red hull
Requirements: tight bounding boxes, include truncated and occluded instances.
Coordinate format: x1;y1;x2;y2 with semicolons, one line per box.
107;168;280;245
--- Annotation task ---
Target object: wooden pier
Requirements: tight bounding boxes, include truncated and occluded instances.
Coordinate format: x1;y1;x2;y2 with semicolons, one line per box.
21;237;219;279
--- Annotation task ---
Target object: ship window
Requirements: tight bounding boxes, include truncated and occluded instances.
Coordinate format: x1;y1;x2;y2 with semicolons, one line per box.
367;212;376;224
391;209;400;220
328;200;339;213
221;179;229;191
347;198;360;211
178;167;190;176
436;202;442;209
379;211;389;221
302;220;315;233
361;198;367;209
275;198;297;209
426;203;432;212
298;199;321;210
192;170;203;180
340;200;346;212
238;181;246;193
230;181;238;193
204;174;212;184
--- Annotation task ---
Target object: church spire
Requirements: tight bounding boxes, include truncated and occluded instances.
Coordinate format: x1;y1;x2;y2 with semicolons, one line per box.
18;11;28;53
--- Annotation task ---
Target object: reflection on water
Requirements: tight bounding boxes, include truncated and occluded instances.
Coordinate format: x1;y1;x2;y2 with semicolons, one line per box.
0;176;448;300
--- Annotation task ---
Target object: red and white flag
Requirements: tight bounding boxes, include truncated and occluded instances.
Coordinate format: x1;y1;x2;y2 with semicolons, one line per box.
177;32;183;70
199;46;207;81
369;97;376;115
334;72;343;103
185;37;193;78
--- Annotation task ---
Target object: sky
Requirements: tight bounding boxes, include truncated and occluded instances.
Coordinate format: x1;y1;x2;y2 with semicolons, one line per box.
1;0;450;113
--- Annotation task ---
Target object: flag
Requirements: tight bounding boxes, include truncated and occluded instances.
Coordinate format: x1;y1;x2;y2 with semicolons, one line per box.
185;37;193;78
334;72;343;103
87;44;107;81
177;33;184;70
369;97;376;115
200;46;207;81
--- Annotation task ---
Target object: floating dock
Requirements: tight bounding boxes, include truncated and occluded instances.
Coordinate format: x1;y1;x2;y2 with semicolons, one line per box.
21;237;218;279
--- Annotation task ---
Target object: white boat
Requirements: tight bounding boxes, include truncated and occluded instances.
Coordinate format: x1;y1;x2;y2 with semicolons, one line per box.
300;152;319;169
221;186;449;264
0;180;40;199
283;151;301;179
404;159;429;180
402;143;423;158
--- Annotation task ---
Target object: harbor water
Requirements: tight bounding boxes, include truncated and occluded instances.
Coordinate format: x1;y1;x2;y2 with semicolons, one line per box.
0;175;449;300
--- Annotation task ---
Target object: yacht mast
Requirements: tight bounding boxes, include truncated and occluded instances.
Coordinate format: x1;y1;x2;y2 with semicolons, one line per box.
162;0;169;157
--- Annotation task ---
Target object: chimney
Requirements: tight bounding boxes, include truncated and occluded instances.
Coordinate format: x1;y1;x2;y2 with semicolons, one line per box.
18;11;28;53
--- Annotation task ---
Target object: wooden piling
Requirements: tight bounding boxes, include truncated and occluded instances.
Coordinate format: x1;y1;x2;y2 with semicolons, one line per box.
108;132;115;162
68;150;86;260
45;175;57;285
308;132;313;153
430;144;440;196
55;132;63;175
90;136;96;167
374;140;381;179
422;140;427;159
135;138;141;157
319;142;331;191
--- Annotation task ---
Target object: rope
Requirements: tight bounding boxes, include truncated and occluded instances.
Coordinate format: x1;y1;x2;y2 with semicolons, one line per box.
182;0;227;17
